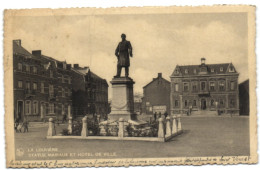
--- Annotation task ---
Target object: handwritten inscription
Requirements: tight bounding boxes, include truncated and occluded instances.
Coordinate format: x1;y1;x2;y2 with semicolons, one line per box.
9;156;252;168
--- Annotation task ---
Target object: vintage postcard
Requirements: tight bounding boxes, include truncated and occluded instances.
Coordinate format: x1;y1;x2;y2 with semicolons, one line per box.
4;6;257;167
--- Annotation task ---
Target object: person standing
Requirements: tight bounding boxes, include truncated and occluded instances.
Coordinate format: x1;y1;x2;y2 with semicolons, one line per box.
154;112;157;121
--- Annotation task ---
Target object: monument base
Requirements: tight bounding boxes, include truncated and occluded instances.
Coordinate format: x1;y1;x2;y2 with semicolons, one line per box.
108;76;135;121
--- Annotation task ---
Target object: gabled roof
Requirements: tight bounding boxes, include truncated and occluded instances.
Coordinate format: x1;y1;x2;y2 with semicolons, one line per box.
171;63;237;77
143;74;170;89
13;41;36;59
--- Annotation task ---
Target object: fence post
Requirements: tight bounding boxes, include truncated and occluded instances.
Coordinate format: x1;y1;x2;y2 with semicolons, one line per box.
166;116;172;136
81;116;88;137
158;118;165;138
172;115;177;134
118;118;124;138
177;115;182;132
68;117;72;135
47;118;56;136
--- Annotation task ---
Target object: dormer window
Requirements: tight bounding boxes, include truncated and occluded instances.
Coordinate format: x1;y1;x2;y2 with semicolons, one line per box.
175;69;179;74
185;69;188;74
229;66;235;72
220;67;223;72
211;68;214;72
63;63;67;69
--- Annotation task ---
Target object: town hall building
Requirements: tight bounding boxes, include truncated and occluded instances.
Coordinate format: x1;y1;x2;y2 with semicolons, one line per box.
170;58;239;115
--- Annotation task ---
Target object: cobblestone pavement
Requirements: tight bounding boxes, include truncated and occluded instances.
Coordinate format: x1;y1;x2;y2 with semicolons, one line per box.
14;116;249;160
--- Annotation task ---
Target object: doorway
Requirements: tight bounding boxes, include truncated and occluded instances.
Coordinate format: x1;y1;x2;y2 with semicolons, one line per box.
40;103;46;120
201;99;207;110
17;101;24;121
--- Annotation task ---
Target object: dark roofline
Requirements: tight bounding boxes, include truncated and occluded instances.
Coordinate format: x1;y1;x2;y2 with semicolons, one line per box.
143;77;170;89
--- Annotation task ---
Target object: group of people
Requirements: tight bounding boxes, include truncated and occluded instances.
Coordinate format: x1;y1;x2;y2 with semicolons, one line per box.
14;117;29;133
153;111;168;121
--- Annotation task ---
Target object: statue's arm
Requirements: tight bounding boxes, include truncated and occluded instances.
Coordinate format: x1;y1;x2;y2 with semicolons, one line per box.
128;41;133;57
115;44;119;57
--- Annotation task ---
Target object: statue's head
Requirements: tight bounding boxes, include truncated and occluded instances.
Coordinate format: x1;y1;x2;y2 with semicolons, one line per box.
121;33;126;40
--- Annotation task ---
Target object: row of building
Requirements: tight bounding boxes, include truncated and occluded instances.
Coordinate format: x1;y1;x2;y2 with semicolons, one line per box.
13;40;109;122
141;58;249;116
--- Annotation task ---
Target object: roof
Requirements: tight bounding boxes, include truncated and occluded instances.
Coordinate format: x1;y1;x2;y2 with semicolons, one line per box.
171;63;237;77
13;41;36;59
143;75;170;89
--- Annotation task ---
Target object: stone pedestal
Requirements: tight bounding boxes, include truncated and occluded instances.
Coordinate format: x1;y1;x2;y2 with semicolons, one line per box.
108;77;135;121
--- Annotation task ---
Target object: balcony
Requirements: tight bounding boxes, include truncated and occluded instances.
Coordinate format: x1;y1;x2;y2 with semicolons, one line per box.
24;89;36;98
198;91;210;97
48;93;57;101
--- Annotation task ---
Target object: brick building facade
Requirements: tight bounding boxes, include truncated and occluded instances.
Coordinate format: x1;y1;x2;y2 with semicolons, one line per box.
141;73;170;115
170;58;239;115
13;40;72;122
13;39;109;122
72;64;109;119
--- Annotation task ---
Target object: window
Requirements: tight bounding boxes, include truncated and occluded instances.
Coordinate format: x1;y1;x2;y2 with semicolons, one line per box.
193;69;197;74
174;84;179;92
230;99;235;108
49;85;54;97
26;65;30;73
229;66;235;72
62;88;65;97
61;104;65;115
201;82;206;91
68;77;71;84
50;70;53;78
41;82;44;93
184;100;188;107
25;100;31;115
33;82;37;90
175;100;179;107
230;81;235;90
32;101;38;115
18;81;23;88
26;82;30;90
193;100;197;106
211;68;214;72
183;83;189;92
185;69;188;74
61;75;65;83
220;99;224;106
49;103;55;114
220;67;223;72
18;63;22;71
210;82;215;91
33;66;37;74
210;99;215;106
192;82;197;91
219;81;225;91
68;89;71;97
175;69;179;74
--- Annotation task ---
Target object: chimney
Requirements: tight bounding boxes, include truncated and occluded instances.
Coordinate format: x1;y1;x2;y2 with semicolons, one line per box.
201;58;206;65
158;73;162;78
13;39;21;46
74;64;79;68
32;50;42;56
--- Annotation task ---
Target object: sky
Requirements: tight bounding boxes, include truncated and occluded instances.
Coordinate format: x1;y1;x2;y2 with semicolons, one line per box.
11;12;248;98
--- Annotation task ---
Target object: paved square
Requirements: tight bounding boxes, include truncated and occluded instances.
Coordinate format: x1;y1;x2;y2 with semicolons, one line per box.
14;116;249;160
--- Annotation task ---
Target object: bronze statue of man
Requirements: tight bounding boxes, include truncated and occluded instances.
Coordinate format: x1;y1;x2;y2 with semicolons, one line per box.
115;33;133;77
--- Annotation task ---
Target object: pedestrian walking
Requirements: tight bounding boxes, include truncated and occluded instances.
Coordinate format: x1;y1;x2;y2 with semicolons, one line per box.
189;105;193;116
164;111;168;119
154;112;157;121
